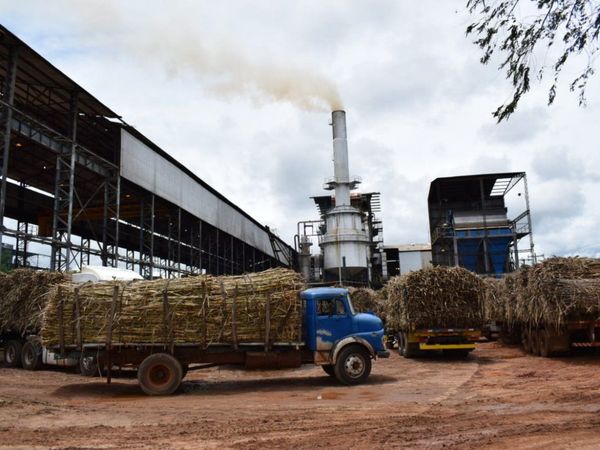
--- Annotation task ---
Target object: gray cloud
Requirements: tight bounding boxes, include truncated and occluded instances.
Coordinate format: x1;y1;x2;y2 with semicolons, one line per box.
3;1;600;256
532;147;589;181
479;107;549;144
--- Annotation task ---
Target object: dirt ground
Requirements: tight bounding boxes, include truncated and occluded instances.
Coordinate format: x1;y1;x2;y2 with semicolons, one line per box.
0;342;599;449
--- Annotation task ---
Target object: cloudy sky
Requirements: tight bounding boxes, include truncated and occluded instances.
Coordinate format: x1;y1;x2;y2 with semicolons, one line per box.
2;1;599;259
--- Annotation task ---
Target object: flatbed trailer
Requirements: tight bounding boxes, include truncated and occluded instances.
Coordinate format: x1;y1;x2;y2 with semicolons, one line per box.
396;327;481;358
522;319;600;357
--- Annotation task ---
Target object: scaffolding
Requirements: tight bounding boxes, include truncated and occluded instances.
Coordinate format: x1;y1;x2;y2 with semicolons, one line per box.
0;25;296;278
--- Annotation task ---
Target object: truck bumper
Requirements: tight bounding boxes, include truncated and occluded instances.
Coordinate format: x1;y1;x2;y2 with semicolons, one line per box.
376;350;390;358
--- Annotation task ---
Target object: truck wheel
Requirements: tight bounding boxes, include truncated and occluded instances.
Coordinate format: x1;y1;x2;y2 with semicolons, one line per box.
4;340;23;368
21;341;42;371
138;353;182;396
397;333;406;356
80;354;99;377
334;345;372;386
322;365;335;377
403;333;419;359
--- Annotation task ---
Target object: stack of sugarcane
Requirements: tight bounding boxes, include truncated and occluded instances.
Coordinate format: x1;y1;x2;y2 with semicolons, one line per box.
348;287;378;312
508;257;600;329
481;277;503;323
41;268;306;348
0;269;68;335
384;266;485;331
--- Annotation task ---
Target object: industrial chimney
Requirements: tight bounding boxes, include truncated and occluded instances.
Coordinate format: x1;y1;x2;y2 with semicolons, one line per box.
320;111;370;284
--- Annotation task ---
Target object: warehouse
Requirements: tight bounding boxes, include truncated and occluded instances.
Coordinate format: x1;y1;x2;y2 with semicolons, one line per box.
0;25;295;277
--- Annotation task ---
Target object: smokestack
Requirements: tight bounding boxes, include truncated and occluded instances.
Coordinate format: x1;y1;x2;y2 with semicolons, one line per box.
331;110;351;206
320;110;370;285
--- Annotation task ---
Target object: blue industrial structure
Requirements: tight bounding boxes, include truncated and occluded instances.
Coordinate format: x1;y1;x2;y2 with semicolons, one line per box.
428;173;535;276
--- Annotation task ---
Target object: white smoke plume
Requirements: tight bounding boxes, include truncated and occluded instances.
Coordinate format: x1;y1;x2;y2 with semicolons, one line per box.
3;0;343;111
144;35;343;112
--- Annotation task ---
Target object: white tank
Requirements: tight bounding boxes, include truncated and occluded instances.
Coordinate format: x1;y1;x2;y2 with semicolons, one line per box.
71;265;144;283
320;111;370;284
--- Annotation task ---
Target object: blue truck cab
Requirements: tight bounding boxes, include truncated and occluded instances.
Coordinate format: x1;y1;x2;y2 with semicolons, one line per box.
301;287;389;385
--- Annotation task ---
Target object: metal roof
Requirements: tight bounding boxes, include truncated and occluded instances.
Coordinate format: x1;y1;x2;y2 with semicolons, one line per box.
428;172;525;203
0;25;119;118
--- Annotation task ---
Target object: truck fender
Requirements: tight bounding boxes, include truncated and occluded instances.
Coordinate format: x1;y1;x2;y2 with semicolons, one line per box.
330;336;375;365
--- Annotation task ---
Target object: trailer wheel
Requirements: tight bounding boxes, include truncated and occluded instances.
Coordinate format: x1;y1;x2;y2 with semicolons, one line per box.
4;340;23;368
322;364;335;377
21;341;42;371
138;353;182;396
334;345;371;385
80;354;99;377
403;332;419;359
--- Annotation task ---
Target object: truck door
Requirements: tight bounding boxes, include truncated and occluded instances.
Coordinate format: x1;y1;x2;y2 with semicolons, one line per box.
315;296;353;351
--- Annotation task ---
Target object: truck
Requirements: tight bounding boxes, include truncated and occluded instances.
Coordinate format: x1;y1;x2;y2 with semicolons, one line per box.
46;287;389;395
1;266;142;375
396;326;481;358
521;320;600;357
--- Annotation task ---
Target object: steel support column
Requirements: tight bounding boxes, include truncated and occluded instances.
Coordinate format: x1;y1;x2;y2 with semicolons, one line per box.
215;229;220;275
101;172;120;267
51;93;79;271
230;235;234;274
197;220;203;274
479;178;490;274
176;208;181;275
139;194;155;279
0;45;18;265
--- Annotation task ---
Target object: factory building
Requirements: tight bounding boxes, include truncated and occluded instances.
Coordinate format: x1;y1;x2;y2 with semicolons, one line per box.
384;243;432;277
0;25;295;277
428;172;535;276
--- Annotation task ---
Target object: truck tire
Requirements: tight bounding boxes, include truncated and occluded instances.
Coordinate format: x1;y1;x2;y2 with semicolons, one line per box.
21;341;42;371
403;332;419;359
138;353;182;396
322;365;335;377
4;340;23;368
80;354;99;377
397;333;406;356
334;345;372;386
